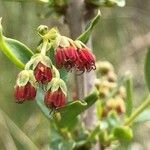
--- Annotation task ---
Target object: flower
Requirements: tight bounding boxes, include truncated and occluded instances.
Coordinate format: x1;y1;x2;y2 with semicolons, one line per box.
14;70;37;103
73;40;96;73
75;48;96;72
44;88;66;108
54;37;96;73
14;82;36;103
26;54;53;84
44;78;67;108
54;36;78;71
34;62;53;84
55;46;78;70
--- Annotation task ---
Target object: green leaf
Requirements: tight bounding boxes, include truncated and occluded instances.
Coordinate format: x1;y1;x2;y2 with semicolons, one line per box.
87;125;100;142
0;19;33;69
125;73;133;116
85;0;125;7
105;0;126;7
36;87;51;119
50;138;75;150
49;125;75;150
55;90;99;129
36;88;99;129
96;100;103;120
106;112;120;128
77;10;101;44
113;126;133;141
145;48;150;91
134;109;150;124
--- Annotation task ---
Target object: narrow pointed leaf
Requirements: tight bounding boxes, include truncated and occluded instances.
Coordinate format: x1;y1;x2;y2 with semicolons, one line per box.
77;10;101;44
56;90;99;128
145;48;150;91
125;74;133;116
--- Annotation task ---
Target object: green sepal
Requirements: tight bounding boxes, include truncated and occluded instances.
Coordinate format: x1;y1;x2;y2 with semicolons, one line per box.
30;54;52;70
16;70;37;88
46;78;67;96
16;70;30;86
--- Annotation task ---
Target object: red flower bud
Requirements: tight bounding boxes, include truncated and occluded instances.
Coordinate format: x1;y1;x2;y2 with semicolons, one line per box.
14;82;36;103
75;48;96;73
55;46;78;70
44;88;66;108
34;62;53;84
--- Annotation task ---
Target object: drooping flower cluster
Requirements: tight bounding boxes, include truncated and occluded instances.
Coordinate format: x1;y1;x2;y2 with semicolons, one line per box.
13;26;96;110
14;54;67;109
54;37;96;73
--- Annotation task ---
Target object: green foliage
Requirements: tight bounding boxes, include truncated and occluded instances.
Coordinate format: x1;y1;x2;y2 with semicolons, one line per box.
49;126;75;150
106;112;120;128
56;90;98;129
0;21;33;69
77;10;101;44
113;126;133;141
36;87;99;129
144;48;150;91
125;74;133;117
85;0;126;7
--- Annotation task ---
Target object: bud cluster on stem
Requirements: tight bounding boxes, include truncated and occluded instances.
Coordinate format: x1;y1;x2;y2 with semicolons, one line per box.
95;61;126;117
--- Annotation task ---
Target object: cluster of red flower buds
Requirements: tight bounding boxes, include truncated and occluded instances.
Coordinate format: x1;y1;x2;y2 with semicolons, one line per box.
14;53;67;108
54;36;96;73
14;26;96;109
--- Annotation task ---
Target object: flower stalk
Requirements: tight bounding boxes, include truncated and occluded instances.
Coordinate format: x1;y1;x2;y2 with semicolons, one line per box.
41;40;48;55
124;94;150;126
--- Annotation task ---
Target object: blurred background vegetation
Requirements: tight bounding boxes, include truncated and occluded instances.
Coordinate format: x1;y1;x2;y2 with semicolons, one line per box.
0;0;149;149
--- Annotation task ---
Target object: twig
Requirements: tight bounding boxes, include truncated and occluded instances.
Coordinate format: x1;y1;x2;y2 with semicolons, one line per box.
124;94;150;126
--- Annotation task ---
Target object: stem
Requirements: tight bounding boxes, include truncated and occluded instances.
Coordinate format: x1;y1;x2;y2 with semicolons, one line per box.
41;40;48;55
124;94;150;126
66;1;98;149
66;0;86;99
52;65;60;78
0;17;2;41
